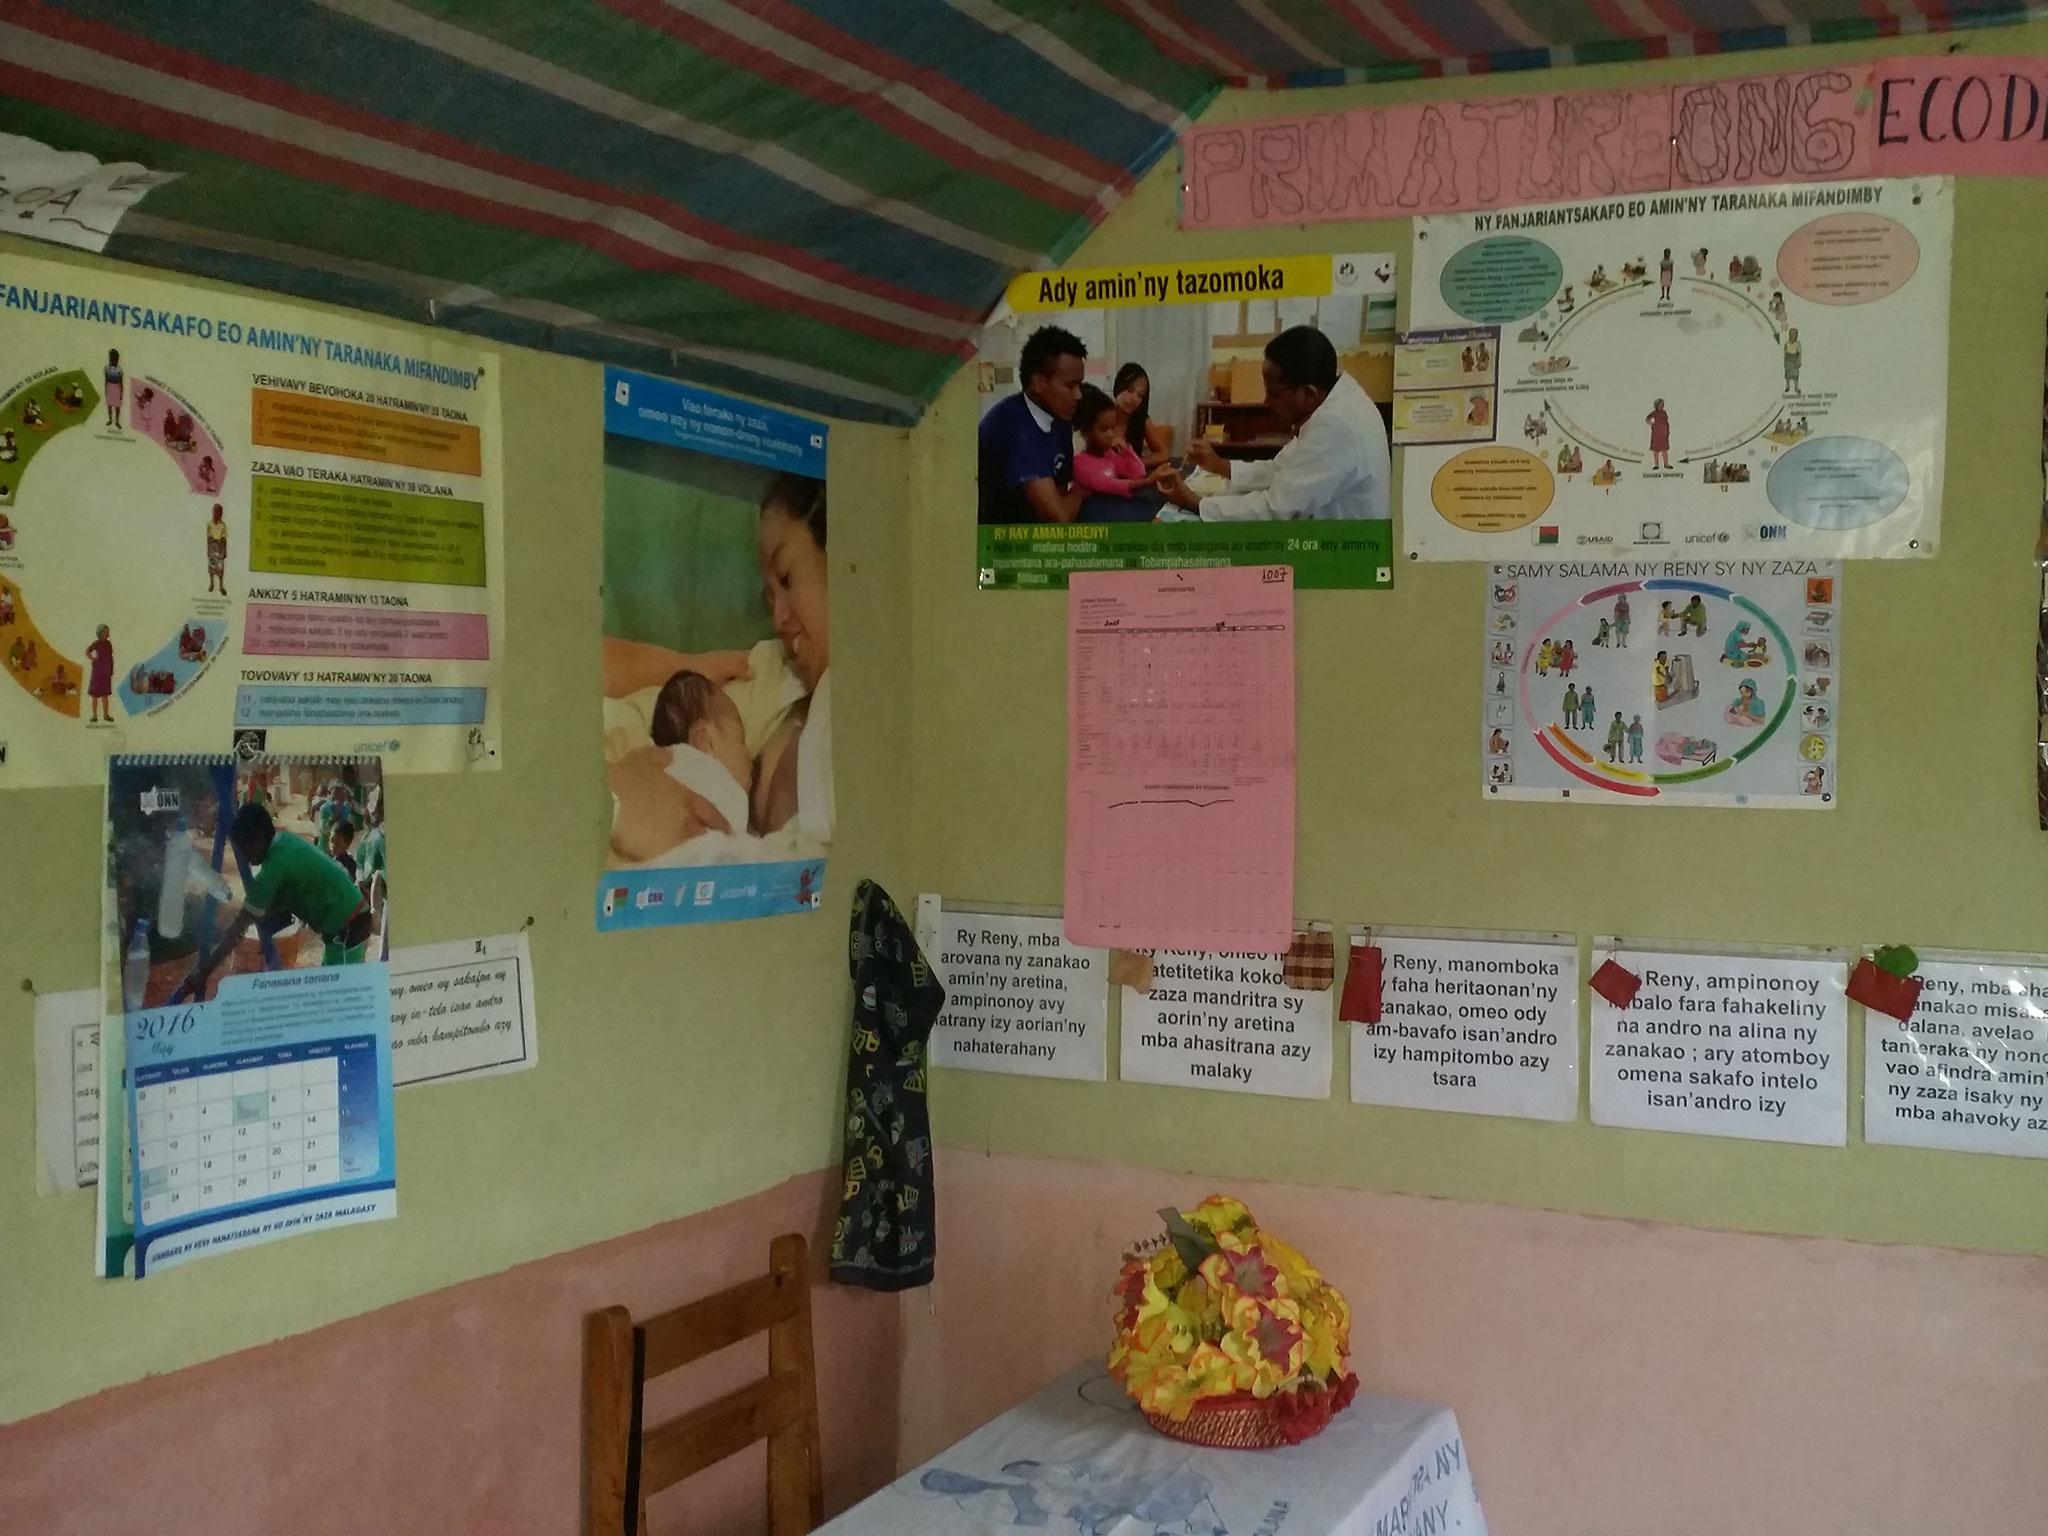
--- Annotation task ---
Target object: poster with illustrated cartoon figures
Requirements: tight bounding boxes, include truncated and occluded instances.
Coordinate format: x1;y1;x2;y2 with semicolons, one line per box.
0;250;503;789
1483;559;1841;809
1404;179;1950;561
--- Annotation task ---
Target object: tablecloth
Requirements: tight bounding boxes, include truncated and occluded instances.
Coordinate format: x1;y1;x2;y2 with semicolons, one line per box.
818;1362;1486;1536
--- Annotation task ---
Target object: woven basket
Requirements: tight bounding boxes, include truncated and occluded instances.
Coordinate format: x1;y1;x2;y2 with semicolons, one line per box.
1142;1377;1354;1451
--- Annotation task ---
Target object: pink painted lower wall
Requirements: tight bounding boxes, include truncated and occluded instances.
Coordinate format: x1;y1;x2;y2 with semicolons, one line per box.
0;1168;899;1536
903;1153;2048;1535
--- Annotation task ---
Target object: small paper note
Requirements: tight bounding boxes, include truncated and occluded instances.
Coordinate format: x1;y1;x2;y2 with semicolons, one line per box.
34;988;101;1195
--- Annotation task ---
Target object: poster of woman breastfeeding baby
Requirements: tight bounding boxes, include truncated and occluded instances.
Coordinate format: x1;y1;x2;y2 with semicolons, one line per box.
1482;559;1839;809
594;368;831;931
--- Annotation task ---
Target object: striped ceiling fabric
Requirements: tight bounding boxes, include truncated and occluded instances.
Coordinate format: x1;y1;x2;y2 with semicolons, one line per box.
0;0;2036;424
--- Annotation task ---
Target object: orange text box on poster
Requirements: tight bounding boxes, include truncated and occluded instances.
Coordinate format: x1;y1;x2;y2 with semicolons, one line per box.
252;389;483;476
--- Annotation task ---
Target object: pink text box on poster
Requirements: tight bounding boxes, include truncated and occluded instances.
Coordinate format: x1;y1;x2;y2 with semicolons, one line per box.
244;602;490;660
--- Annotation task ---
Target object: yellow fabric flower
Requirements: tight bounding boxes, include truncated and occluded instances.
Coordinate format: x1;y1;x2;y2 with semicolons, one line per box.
1185;1195;1253;1243
1151;1246;1188;1294
1109;1196;1353;1412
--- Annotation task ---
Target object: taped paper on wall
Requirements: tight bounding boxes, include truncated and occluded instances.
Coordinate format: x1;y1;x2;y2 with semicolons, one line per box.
1122;950;1332;1099
1066;567;1295;954
389;931;538;1087
928;910;1107;1081
34;987;100;1195
1350;930;1579;1122
1591;944;1847;1145
63;931;530;1211
1865;954;2048;1159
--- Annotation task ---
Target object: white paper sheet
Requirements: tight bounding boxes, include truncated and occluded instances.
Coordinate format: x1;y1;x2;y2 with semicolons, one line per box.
1122;950;1332;1099
34;988;101;1195
1591;945;1847;1144
928;910;1107;1081
0;132;177;252
389;932;540;1087
1351;930;1579;1121
1865;954;2048;1158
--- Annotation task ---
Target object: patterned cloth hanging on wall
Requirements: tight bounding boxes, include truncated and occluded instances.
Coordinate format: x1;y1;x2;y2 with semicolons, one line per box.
831;879;945;1291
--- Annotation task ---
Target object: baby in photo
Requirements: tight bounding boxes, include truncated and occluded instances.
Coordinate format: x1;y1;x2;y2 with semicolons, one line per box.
648;668;753;838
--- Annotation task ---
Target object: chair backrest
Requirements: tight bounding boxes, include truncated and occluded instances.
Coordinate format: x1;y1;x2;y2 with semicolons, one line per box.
585;1232;823;1536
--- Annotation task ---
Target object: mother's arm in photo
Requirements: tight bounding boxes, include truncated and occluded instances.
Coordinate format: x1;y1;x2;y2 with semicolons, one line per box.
608;746;733;861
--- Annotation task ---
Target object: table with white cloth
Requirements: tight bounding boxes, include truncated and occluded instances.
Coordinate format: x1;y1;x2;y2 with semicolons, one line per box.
818;1362;1487;1536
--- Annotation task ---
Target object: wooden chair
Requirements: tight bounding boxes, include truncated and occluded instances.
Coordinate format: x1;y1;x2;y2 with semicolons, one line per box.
584;1233;824;1536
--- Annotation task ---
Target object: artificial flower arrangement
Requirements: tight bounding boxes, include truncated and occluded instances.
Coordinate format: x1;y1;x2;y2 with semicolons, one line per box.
1108;1195;1359;1449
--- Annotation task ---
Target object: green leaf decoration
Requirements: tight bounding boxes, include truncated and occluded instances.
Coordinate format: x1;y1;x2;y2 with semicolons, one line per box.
1872;944;1919;979
1158;1207;1220;1275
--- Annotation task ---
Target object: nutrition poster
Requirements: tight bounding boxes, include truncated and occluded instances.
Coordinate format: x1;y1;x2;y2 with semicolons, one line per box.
0;251;503;787
1483;559;1840;808
1404;179;1950;561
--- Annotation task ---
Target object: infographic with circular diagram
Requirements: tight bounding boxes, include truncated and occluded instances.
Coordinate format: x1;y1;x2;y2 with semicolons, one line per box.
1402;178;1950;562
1483;559;1841;809
0;251;504;788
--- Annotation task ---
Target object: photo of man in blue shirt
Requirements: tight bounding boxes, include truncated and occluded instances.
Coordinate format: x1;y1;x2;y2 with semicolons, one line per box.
978;325;1087;525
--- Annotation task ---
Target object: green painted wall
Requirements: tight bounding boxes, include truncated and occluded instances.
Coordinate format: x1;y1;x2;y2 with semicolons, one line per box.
0;239;915;1424
915;24;2048;1260
10;20;2048;1432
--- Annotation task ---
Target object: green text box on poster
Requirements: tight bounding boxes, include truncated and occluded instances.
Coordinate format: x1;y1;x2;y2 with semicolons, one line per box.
976;521;1394;590
251;475;488;587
